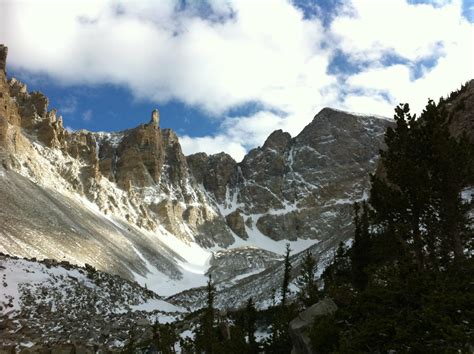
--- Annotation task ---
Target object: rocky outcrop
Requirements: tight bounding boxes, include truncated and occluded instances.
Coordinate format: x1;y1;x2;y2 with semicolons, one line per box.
0;48;237;249
289;298;338;354
0;45;7;73
447;79;474;142
150;108;160;128
225;209;248;239
187;151;238;203
207;247;280;283
0;254;184;351
211;108;393;242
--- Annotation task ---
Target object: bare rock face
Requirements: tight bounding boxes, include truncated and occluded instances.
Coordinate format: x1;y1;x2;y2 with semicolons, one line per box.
206;108;393;242
7;77;67;150
207;247;281;283
111;124;166;189
447;79;474;142
187;152;238;203
262;129;292;152
225;209;248;239
0;45;7;73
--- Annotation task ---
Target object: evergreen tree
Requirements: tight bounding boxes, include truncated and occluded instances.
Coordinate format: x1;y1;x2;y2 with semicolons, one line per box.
322;242;353;305
123;327;137;353
151;320;161;351
244;298;258;353
372;103;430;272
265;302;294;353
151;321;178;354
179;337;194;354
370;100;474;271
350;202;371;291
195;274;217;353
315;88;474;352
296;250;319;308
265;244;296;353
281;243;292;307
424;101;473;262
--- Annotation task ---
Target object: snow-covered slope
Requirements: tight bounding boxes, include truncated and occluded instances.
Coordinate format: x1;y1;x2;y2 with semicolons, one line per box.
0;253;184;350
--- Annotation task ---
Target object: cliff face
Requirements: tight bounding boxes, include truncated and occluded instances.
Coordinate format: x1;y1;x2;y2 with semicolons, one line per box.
446;79;474;142
0;44;393;297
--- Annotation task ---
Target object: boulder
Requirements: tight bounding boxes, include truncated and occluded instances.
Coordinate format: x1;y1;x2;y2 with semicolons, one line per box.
289;298;338;354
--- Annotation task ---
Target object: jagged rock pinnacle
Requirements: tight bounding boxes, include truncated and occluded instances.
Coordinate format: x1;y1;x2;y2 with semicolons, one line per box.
0;45;8;73
150;109;160;128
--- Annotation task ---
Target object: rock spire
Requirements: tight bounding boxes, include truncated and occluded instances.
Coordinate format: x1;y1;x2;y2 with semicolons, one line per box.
0;45;7;73
150;108;160;128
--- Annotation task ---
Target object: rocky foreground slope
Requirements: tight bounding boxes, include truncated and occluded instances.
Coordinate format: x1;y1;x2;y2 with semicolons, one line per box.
0;43;394;303
0;253;185;351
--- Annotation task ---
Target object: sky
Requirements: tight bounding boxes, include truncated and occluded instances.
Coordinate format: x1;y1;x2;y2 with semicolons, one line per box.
0;0;472;161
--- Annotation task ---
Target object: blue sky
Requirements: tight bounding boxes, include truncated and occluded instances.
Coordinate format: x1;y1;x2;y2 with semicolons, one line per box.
1;0;473;161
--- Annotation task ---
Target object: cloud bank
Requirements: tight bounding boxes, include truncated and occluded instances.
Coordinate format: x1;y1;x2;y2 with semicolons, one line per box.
0;0;472;161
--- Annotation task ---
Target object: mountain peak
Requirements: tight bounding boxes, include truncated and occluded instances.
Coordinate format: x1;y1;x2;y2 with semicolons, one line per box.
311;107;393;126
262;129;291;152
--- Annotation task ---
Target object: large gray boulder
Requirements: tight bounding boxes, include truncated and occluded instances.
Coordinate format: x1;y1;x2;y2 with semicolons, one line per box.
289;298;338;354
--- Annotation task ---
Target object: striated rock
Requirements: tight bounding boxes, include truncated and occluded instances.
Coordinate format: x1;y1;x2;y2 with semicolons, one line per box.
225;209;248;239
114;123;165;189
229;108;393;240
187;152;238;203
151;200;187;240
207;247;280;283
289;298;338;354
0;45;7;73
262;129;291;152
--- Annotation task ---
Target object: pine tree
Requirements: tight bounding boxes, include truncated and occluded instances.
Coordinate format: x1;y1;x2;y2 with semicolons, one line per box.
424;101;473;262
245;298;258;353
265;244;296;353
281;243;292;307
374;103;430;272
350;202;371;290
123;327;137;353
296;250;319;308
195;274;217;353
370;100;474;271
326;242;351;285
322;242;353;304
315;87;474;352
151;319;161;351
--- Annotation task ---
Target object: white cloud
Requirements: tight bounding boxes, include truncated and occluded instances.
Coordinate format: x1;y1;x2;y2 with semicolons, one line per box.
82;109;93;122
58;96;78;114
180;135;247;162
332;0;467;61
0;0;472;159
333;0;473;116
